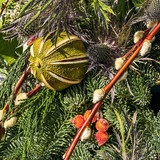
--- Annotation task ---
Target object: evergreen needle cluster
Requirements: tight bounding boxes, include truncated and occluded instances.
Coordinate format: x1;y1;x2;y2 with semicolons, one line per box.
0;0;160;159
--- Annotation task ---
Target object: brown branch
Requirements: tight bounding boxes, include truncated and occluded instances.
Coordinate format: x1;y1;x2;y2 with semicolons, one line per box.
2;66;31;114
64;22;160;160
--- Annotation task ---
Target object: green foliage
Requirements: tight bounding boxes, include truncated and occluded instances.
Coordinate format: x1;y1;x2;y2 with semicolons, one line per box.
70;141;93;160
131;0;146;7
0;0;160;160
91;0;115;28
0;33;22;65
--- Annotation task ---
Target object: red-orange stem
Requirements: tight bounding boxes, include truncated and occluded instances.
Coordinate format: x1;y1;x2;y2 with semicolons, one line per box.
123;29;150;59
64;22;160;160
2;66;31;113
27;83;42;98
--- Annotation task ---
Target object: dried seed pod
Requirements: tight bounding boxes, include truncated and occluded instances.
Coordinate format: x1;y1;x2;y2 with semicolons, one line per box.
29;32;88;90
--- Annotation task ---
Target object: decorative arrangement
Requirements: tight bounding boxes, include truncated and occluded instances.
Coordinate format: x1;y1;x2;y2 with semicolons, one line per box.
0;0;160;160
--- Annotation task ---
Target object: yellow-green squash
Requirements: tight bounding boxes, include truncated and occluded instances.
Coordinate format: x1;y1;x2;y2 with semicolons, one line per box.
29;32;88;90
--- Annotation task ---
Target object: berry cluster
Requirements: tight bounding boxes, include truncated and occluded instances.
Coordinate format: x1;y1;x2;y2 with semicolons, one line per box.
70;110;109;146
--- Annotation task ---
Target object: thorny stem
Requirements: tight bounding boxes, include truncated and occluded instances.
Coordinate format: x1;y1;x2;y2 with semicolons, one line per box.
64;22;160;160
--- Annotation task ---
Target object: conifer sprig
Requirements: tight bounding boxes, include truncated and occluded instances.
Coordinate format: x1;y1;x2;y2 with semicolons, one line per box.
64;21;160;160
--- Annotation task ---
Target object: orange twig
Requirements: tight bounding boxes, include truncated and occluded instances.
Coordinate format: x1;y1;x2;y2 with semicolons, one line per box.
2;66;31;113
64;22;160;160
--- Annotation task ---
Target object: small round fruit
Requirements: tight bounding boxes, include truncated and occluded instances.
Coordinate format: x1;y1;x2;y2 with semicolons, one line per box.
29;32;88;90
95;119;109;132
84;110;97;123
70;115;85;129
95;131;109;146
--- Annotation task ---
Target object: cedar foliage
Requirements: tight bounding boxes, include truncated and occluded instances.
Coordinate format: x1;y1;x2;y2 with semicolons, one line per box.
0;0;160;159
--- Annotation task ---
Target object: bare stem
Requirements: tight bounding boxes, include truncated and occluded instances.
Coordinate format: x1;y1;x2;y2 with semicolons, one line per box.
2;66;31;113
64;22;160;160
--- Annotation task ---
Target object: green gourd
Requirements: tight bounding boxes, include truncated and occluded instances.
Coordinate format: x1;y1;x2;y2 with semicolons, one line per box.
29;32;88;90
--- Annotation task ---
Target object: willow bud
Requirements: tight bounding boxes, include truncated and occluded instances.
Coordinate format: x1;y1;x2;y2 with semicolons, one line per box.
93;88;105;104
80;127;91;141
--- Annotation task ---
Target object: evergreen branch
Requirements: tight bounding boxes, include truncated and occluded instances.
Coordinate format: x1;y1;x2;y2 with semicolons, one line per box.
64;22;160;160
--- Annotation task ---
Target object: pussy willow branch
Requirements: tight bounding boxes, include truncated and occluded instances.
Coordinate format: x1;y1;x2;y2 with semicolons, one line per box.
64;22;160;160
2;66;31;113
0;79;42;140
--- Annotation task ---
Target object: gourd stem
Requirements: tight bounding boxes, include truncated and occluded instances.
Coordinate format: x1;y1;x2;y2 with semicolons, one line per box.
64;22;160;160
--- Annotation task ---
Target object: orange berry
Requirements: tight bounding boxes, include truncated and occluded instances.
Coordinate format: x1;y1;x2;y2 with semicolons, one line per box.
95;119;109;132
95;131;109;146
84;110;97;123
70;115;85;129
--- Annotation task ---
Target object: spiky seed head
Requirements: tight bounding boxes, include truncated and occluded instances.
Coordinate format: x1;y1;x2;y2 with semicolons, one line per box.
87;44;111;63
144;0;160;22
115;57;125;70
15;93;28;105
4;117;17;129
93;88;105;104
80;127;91;141
134;31;144;43
139;39;152;56
0;110;6;121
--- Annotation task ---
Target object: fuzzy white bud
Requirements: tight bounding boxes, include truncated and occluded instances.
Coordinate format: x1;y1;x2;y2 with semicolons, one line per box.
15;93;28;105
4;117;17;129
0;110;6;121
147;20;158;29
41;82;45;86
139;40;152;56
133;31;144;43
80;127;91;141
93;88;105;104
115;57;125;70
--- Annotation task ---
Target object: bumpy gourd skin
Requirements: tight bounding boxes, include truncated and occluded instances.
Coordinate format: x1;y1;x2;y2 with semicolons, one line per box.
29;32;88;90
